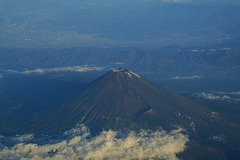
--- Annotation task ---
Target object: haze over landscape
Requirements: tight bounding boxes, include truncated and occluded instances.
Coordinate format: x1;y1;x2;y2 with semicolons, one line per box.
0;0;240;48
0;0;240;159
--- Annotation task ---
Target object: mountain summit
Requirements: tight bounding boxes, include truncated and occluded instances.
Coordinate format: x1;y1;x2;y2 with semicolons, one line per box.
3;69;240;139
67;68;208;131
22;68;230;136
37;68;203;132
1;68;240;158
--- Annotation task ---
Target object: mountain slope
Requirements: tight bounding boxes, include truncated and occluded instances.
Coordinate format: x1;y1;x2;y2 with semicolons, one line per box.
1;68;240;159
17;69;237;140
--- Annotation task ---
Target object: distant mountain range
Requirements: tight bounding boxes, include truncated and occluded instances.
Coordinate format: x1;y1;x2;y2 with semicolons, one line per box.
1;47;239;79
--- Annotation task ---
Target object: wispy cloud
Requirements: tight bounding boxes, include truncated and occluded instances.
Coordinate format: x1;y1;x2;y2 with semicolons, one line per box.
7;66;105;74
220;48;231;51
172;75;203;80
216;91;240;95
196;92;221;100
0;125;188;160
22;68;45;74
189;48;232;52
231;91;240;95
210;134;226;143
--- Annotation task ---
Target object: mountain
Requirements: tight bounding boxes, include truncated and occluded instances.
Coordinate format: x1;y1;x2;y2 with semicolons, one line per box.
1;47;240;80
42;68;215;133
1;68;240;159
3;69;238;136
2;69;239;133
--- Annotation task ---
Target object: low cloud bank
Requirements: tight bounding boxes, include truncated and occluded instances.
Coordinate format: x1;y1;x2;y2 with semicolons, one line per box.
196;92;222;100
172;75;202;80
7;66;104;74
0;125;188;160
196;92;240;102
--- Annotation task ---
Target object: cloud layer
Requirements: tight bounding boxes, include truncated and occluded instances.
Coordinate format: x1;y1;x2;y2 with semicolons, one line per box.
195;92;240;102
0;125;188;160
7;66;104;74
216;91;240;95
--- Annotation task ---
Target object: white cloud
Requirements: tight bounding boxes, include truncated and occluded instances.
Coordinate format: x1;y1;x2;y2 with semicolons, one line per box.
23;69;45;74
210;134;226;143
8;66;105;74
0;74;2;78
230;91;240;95
172;75;202;80
215;91;240;96
196;92;221;100
46;66;104;73
220;48;231;51
0;125;188;160
222;95;231;99
195;92;240;102
189;49;199;52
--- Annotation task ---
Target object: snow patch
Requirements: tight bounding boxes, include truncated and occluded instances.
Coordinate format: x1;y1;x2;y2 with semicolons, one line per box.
112;68;127;72
126;72;132;78
130;71;141;78
112;69;120;72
